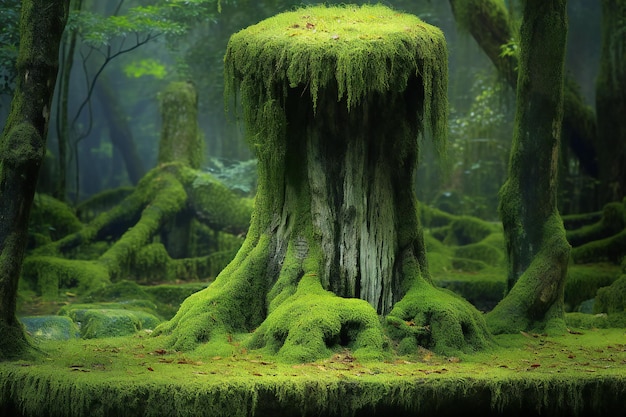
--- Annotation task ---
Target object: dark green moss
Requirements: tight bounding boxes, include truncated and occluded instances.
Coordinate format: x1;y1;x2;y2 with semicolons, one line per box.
566;201;626;247
594;275;626;314
443;217;499;246
564;264;621;311
29;194;82;243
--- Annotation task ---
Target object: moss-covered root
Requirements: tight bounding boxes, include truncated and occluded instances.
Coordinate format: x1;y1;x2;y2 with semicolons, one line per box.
571;230;626;264
247;274;386;363
152;235;270;352
486;216;571;335
386;276;493;357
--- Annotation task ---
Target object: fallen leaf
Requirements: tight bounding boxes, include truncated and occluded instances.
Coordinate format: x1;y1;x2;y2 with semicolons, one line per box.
147;367;154;371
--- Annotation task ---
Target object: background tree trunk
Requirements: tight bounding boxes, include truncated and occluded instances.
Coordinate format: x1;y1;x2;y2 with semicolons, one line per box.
487;0;571;334
96;72;146;185
0;0;69;359
448;0;599;186
596;0;626;203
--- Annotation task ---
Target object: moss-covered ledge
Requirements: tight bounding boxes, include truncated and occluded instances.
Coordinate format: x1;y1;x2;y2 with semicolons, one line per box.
1;330;625;417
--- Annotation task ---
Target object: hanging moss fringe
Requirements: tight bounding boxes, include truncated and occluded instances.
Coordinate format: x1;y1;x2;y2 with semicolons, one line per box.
224;4;448;158
1;365;625;417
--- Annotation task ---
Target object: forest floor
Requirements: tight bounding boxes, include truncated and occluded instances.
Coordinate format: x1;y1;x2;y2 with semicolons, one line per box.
1;324;625;416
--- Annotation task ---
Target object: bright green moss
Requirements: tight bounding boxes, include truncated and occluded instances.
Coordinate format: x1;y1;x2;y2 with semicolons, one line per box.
387;277;493;356
58;303;161;339
225;3;448;156
183;167;253;233
247;274;387;363
567;201;626;247
571;229;626;264
2;328;626;415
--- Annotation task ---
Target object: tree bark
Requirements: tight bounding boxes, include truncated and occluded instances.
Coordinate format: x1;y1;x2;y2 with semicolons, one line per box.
596;0;626;203
487;0;571;334
0;0;69;359
448;0;598;180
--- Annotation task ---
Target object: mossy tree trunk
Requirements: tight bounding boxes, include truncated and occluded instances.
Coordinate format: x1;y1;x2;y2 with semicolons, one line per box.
448;0;599;184
596;0;626;203
158;81;202;259
486;0;571;334
0;0;69;359
156;5;492;361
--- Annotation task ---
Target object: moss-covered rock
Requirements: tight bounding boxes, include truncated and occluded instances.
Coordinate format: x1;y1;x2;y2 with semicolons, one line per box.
594;275;626;314
20;315;80;340
565;311;626;329
564;263;621;311
58;303;162;339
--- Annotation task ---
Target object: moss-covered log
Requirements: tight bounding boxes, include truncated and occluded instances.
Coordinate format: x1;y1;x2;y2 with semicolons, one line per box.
486;0;571;335
155;5;492;361
0;0;69;360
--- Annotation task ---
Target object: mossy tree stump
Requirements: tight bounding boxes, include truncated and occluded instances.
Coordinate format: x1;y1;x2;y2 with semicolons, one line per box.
156;5;491;361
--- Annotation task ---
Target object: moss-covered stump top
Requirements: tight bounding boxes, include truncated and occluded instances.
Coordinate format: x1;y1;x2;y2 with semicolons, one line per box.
225;4;447;148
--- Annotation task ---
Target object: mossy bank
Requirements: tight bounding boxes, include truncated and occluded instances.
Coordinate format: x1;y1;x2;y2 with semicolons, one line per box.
1;329;626;417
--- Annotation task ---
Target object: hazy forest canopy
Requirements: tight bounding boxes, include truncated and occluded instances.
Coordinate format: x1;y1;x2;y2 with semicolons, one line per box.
0;0;612;215
1;0;626;416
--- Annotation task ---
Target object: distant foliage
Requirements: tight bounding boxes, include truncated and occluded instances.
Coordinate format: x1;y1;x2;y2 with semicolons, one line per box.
123;59;168;79
205;158;258;196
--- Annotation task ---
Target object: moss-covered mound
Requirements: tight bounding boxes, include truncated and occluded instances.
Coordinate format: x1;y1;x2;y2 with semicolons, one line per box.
20;316;80;341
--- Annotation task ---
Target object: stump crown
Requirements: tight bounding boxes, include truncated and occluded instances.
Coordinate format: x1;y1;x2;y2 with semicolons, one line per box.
225;4;448;156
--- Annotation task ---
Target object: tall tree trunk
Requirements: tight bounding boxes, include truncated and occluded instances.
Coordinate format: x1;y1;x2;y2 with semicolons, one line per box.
448;0;599;182
487;0;571;334
596;0;626;203
0;0;69;359
54;0;82;201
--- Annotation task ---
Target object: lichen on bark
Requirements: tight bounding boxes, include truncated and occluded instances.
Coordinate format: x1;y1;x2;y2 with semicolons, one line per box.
156;4;492;360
